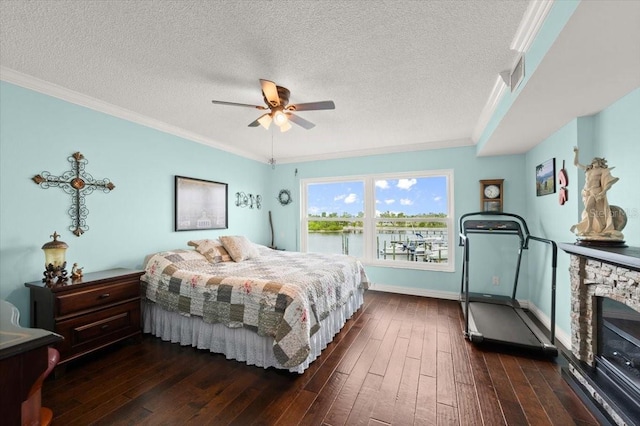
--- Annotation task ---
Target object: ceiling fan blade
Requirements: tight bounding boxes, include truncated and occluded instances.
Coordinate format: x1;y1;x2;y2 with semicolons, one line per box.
260;79;280;108
248;113;273;129
212;100;266;110
286;113;315;130
287;100;335;112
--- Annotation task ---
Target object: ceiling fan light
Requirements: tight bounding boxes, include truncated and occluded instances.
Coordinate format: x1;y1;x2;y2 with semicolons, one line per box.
257;114;272;129
280;121;292;132
273;110;288;126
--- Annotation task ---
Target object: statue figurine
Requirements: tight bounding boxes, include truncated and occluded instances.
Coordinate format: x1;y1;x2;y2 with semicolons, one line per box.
570;147;625;243
71;263;84;280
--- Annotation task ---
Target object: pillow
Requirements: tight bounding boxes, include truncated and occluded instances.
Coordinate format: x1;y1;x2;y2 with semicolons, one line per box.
187;239;232;263
219;236;259;262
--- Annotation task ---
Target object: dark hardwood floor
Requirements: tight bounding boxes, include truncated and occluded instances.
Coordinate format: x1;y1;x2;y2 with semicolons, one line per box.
42;291;599;425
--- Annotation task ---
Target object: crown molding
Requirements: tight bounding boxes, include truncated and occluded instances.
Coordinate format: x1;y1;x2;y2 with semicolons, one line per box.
471;75;508;143
511;0;555;53
0;66;264;163
276;137;474;164
471;0;553;144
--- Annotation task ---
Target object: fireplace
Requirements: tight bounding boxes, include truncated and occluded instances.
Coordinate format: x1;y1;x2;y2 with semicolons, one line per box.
559;243;640;426
598;297;640;415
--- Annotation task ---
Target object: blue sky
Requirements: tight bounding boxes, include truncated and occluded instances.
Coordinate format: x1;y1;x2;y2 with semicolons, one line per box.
307;177;448;217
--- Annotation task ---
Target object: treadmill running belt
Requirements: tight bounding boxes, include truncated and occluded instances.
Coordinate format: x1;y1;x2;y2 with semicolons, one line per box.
469;303;541;348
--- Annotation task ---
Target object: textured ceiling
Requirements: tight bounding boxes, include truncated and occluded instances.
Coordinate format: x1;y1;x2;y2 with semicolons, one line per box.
1;1;638;164
0;0;528;163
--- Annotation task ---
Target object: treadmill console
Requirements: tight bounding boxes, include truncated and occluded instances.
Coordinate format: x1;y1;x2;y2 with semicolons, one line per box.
463;220;521;233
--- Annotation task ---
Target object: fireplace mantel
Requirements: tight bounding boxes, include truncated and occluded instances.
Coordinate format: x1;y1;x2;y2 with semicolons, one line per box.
558;243;640;270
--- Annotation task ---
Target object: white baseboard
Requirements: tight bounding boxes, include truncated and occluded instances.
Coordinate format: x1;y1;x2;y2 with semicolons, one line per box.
369;283;459;300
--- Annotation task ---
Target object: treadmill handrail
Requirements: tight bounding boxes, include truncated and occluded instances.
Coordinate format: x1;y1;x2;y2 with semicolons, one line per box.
525;235;558;344
459;234;471;338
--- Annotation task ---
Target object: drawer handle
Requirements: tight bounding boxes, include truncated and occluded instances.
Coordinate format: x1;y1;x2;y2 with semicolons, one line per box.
98;293;110;299
101;324;110;330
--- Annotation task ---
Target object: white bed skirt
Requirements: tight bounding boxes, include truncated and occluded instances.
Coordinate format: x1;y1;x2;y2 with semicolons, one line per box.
142;288;364;374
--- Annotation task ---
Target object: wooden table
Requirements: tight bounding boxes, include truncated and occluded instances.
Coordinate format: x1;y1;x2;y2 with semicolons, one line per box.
0;300;62;425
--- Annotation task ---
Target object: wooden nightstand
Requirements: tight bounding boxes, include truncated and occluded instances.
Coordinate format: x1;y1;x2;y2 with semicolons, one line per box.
25;268;144;368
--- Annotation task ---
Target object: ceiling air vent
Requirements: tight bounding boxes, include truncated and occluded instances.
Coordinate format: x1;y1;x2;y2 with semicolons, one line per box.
499;55;525;93
510;55;525;92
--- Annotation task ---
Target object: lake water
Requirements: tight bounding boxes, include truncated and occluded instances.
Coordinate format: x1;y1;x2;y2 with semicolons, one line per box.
308;229;449;262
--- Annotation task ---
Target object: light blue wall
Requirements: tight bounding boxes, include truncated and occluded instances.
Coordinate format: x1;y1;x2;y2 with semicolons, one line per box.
269;146;527;295
0;82;272;325
525;119;580;337
524;88;640;339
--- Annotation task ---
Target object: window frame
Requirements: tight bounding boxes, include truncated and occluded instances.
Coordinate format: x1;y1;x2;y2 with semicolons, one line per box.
301;169;455;272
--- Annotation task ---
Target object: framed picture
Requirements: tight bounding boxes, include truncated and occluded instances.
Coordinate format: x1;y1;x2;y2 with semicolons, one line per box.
535;158;556;196
175;176;228;231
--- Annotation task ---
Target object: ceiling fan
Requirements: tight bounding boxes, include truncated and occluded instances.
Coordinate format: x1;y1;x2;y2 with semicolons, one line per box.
211;79;335;132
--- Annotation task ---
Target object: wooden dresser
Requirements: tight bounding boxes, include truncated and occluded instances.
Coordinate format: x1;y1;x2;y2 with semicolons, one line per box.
25;268;144;367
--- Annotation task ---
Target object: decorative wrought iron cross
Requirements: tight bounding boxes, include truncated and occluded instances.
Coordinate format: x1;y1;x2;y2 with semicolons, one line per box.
33;152;115;237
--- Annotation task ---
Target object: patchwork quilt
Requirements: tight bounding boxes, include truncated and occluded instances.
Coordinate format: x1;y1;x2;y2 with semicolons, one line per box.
141;246;369;368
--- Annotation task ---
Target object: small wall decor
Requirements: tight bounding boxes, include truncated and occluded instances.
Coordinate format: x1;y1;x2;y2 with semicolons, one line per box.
278;189;292;206
175;176;228;231
535;158;556;196
235;192;262;209
33;152;115;236
558;160;569;205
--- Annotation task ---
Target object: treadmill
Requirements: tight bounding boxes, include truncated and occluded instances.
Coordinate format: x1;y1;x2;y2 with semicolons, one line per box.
459;212;558;356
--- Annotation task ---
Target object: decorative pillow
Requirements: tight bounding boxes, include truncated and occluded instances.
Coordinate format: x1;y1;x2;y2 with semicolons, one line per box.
219;236;259;262
187;239;232;263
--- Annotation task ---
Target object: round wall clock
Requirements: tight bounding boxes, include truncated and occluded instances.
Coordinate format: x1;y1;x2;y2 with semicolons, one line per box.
278;189;292;206
480;179;504;212
484;184;500;199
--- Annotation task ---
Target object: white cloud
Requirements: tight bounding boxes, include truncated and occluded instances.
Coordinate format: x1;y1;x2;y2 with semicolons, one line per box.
385;199;395;205
334;194;346;201
375;180;390;189
344;193;358;204
400;198;413;205
397;178;417;190
433;196;442;202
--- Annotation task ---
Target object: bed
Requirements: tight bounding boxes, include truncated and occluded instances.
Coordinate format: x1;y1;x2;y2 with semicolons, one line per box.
140;237;369;373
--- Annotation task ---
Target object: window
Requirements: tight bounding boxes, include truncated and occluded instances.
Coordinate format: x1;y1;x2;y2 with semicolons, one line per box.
301;170;454;271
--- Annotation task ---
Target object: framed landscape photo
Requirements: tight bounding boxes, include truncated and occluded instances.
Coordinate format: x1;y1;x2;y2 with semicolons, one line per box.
535;158;556;196
175;176;228;231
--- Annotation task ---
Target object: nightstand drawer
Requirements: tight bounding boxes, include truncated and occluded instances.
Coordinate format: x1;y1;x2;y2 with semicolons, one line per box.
56;279;140;317
26;268;144;366
55;300;141;361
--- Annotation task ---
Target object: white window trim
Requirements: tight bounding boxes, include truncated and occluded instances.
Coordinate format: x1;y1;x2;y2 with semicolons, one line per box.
301;170;455;272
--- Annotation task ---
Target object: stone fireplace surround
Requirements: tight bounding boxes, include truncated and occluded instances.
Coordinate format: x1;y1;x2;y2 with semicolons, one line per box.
559;243;640;426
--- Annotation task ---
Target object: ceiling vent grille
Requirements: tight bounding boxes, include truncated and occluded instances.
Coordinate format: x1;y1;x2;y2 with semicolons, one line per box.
500;55;525;93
